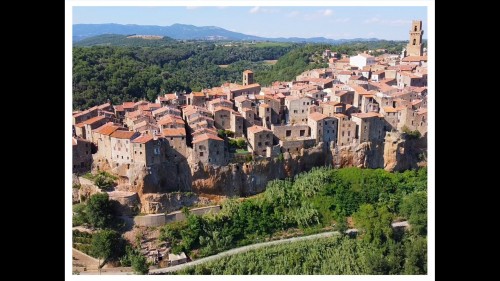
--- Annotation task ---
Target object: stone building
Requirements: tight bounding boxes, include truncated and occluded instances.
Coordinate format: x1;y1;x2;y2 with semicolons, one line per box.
213;107;232;130
192;133;225;166
308;112;337;144
110;130;140;166
247;125;273;157
284;96;314;124
72;137;92;173
351;112;386;143
162;128;187;158
333;114;357;146
131;134;166;167
93;123;122;160
230;111;244;137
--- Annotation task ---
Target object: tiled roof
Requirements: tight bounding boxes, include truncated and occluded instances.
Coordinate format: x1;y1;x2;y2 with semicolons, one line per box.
82;115;105;125
192;133;223;143
309;112;327;121
162;128;186;137
247;125;270;134
110;130;136;139
131;134;154;144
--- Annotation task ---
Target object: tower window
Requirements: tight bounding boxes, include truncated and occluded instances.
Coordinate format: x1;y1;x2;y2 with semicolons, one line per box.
413;38;416;45
414;26;417;32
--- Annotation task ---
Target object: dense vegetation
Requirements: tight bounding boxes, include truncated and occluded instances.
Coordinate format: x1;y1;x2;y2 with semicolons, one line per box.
177;234;426;275
73;40;405;110
73;42;293;110
159;167;427;274
75;34;176;47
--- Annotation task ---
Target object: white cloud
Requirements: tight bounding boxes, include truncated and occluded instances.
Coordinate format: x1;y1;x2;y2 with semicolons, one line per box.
322;9;333;16
249;6;260;14
287;11;300;18
249;6;279;14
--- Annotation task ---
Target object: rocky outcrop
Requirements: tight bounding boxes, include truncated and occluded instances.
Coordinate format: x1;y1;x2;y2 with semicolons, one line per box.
93;134;426;213
139;192;211;214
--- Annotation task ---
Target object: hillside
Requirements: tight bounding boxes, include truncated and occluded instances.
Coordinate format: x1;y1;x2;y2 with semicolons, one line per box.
75;34;176;47
73;23;381;43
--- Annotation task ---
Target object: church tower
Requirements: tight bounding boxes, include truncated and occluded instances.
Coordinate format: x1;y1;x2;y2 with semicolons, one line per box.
406;20;424;57
243;70;254;86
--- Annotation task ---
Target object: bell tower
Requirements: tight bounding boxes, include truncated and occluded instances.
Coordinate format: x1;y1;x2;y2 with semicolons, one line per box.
406;20;424;57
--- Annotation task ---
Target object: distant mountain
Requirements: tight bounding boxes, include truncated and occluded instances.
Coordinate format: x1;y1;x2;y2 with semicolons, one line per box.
73;23;381;44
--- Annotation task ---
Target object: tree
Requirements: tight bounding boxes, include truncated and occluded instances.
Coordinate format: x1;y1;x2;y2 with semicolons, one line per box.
400;191;427;236
91;229;125;272
131;252;149;274
86;193;114;229
353;204;393;244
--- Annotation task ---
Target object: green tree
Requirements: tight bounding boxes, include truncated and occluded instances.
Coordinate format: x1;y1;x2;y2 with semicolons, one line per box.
91;229;125;271
131;253;149;274
400;191;427;236
86;193;114;229
353;204;393;244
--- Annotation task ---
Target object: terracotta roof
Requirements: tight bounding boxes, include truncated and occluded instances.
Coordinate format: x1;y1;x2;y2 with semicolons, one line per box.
110;130;137;139
158;115;185;126
97;102;112;110
114;105;124;112
309;112;327;121
275;93;286;99
75;123;85;128
402;56;427;62
234;95;250;103
135;100;148;106
123;102;135;109
192;133;223;143
259;103;269;108
191;92;205;97
333;113;347;119
164;93;177;100
383;107;399;113
230;83;261;91
94;123;120;136
214;106;233;112
132;134;154;144
82;115;105;125
338;71;352;75
411;99;422;106
247;125;270;134
73;106;98;118
162;128;186;137
243;70;253;74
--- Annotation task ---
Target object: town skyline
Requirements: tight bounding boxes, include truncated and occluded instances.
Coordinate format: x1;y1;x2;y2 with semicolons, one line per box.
73;6;427;40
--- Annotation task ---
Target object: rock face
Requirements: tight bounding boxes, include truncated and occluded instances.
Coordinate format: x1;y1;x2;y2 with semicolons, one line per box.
92;134;426;213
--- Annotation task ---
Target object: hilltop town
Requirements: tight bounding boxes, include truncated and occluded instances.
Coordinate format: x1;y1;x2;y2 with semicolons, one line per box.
71;19;429;276
73;20;427;208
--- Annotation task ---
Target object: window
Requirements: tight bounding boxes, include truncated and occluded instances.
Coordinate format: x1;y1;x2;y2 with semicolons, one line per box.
258;142;262;146
286;130;291;137
413;38;416;45
302;110;304;113
293;110;298;114
327;130;329;133
348;131;350;136
266;134;270;139
216;151;219;155
200;152;204;156
300;130;305;136
342;131;345;137
121;156;124;159
140;151;142;155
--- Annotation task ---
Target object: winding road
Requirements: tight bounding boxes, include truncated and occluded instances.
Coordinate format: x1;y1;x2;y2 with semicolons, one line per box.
149;231;339;274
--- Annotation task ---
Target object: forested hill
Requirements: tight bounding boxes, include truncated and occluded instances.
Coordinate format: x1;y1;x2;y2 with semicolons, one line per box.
75;34;176;47
73;40;405;110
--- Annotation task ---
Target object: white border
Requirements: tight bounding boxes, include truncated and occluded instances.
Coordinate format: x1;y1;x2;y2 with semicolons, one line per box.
66;1;434;280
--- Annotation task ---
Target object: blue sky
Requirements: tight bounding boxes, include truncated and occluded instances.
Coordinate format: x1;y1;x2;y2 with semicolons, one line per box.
73;6;427;40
